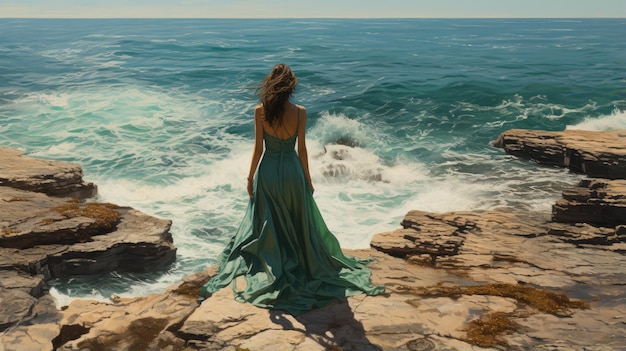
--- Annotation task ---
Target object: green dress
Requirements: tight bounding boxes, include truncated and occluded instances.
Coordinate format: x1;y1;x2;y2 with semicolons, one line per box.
199;115;385;315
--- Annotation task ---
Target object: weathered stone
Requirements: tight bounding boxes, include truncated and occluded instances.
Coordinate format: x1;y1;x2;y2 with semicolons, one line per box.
370;229;418;258
0;206;175;279
548;222;621;245
0;147;97;199
373;209;551;268
618;225;626;239
493;129;626;179
0;187;119;249
57;291;198;351
0;270;46;297
1;323;60;351
1;292;62;348
49;206;175;276
0;287;37;331
371;220;464;265
552;178;626;226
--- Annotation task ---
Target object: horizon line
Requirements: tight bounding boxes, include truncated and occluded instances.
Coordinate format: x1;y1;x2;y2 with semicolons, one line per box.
1;16;624;19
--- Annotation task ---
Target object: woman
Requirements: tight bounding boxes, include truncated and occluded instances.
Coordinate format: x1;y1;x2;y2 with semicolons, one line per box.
199;64;384;315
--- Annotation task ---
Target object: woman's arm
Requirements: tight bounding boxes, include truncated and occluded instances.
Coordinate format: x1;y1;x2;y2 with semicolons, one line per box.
247;105;265;198
297;107;314;194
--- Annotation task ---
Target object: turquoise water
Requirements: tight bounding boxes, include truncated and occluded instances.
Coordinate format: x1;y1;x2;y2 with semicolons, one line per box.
1;18;624;300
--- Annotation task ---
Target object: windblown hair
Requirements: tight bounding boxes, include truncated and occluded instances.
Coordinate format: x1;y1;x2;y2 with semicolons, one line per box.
255;64;297;125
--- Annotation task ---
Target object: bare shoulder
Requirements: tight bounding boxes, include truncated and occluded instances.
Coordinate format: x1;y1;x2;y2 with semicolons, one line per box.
254;104;264;120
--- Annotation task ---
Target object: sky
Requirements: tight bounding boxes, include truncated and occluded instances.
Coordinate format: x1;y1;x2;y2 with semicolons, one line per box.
0;0;624;18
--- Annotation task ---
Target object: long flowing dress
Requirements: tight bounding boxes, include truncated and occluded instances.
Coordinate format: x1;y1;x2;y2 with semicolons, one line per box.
199;115;385;315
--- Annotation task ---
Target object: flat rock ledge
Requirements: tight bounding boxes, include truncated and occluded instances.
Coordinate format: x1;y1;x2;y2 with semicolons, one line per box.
0;148;176;339
2;129;626;351
0;147;97;199
492;129;626;179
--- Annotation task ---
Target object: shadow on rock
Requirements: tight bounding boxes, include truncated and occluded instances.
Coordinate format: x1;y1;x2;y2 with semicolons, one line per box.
269;300;383;351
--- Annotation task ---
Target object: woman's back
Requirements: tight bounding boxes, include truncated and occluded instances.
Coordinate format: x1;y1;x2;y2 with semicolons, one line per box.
260;102;301;141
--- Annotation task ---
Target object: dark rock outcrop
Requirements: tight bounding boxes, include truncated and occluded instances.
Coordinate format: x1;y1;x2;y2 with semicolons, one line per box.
552;178;626;226
493;129;626;179
494;128;626;246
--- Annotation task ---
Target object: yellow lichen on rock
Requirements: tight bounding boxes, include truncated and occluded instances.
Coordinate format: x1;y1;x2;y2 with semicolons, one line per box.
465;312;519;347
52;202;121;231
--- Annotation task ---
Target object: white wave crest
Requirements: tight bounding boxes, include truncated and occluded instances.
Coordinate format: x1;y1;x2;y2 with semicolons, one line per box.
566;109;626;131
308;111;383;149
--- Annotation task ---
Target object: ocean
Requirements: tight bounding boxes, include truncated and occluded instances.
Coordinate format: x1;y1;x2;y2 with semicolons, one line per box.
0;18;624;301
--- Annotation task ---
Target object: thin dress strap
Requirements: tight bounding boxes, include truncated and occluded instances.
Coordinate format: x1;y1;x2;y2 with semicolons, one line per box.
296;107;300;136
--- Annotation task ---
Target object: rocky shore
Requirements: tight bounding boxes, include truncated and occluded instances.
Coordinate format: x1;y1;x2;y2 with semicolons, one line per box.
0;147;176;344
1;129;625;351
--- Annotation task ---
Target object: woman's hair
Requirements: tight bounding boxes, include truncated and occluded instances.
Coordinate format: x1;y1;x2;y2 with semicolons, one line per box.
255;63;297;125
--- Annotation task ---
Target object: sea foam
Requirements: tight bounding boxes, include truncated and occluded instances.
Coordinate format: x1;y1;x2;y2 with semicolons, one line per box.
566;109;626;131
